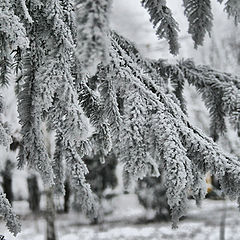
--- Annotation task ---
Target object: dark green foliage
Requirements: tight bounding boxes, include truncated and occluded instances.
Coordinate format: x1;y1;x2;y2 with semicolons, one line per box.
141;0;180;54
221;0;240;24
183;0;213;48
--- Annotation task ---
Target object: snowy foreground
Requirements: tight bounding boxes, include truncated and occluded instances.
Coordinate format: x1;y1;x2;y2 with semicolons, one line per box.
1;195;240;240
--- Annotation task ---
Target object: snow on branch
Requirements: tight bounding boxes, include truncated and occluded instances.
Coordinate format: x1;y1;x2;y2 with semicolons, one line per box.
1;0;240;234
160;59;240;140
95;32;240;226
0;192;21;236
74;0;112;75
17;52;54;184
0;0;28;86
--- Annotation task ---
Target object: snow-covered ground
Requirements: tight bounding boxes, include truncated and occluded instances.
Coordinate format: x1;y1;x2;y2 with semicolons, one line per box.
1;195;240;240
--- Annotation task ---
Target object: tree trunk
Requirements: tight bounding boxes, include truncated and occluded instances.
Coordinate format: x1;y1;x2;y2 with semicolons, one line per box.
220;200;227;240
1;160;14;205
43;127;57;240
64;178;71;213
27;174;40;213
46;187;57;240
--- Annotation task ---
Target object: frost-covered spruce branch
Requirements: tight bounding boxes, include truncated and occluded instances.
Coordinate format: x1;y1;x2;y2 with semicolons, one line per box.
0;0;240;235
0;193;21;236
18;0;97;214
217;0;240;24
91;32;240;226
143;0;240;50
158;59;240;140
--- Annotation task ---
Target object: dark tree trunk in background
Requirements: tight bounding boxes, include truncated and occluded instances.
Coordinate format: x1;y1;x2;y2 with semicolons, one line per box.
2;173;13;205
220;201;227;240
1;160;14;205
64;178;71;213
27;174;40;213
46;187;57;240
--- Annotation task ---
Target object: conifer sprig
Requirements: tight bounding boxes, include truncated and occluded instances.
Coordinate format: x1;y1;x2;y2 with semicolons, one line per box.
0;193;21;236
218;0;240;24
142;0;180;54
17;52;54;184
160;59;240;139
183;0;213;48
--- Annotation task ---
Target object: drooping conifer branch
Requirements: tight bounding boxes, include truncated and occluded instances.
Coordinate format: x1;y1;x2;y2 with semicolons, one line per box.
183;0;213;48
159;59;240;139
1;0;240;235
17;52;54;184
0;193;21;236
217;0;240;24
141;0;180;54
96;32;240;225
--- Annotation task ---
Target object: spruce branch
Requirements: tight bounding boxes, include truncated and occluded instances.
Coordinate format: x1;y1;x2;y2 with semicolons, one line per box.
17;52;54;185
142;0;180;55
102;32;240;226
183;0;213;48
0;193;21;236
217;0;240;24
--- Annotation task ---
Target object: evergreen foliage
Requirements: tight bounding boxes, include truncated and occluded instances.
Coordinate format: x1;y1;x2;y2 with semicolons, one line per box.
141;0;180;54
218;0;240;24
160;59;240;140
0;0;29;86
183;0;213;48
0;193;21;236
0;0;240;235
